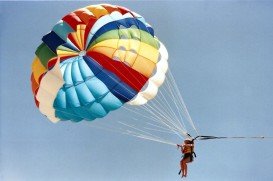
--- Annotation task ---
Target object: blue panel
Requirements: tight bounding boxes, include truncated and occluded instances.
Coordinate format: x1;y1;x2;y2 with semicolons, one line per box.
87;102;107;118
74;83;95;105
95;69;120;90
70;106;96;121
61;42;79;52
42;31;66;53
62;59;73;87
53;56;128;122
71;58;84;84
83;56;103;75
111;83;136;102
55;108;83;122
147;27;155;37
77;57;95;80
54;89;66;109
100;92;123;112
66;86;80;107
85;77;109;99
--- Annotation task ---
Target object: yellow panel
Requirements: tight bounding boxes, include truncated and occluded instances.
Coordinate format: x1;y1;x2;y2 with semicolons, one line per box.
80;25;86;49
117;39;129;50
81;7;95;17
74;24;86;50
89;39;118;51
90;39;159;69
128;39;141;52
113;49;126;62
92;46;116;58
76;28;82;50
57;45;72;52
69;32;80;49
32;56;47;83
85;5;109;18
91;39;140;52
91;39;158;63
124;51;138;67
57;49;78;57
138;43;159;64
132;55;156;77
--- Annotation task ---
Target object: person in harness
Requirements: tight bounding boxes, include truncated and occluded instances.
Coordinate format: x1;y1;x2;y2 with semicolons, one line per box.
177;139;196;177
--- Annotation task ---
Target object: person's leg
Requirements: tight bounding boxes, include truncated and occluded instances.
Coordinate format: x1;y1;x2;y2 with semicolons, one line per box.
181;159;187;177
183;157;191;177
179;160;183;175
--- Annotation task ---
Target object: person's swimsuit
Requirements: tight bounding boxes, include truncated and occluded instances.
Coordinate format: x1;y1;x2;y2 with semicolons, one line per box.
183;153;193;162
182;145;194;162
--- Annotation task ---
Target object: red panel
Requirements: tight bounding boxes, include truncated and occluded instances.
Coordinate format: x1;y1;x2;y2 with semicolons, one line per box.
47;57;58;69
47;56;75;70
102;4;119;14
34;96;39;107
67;33;81;50
62;13;84;30
74;9;93;24
116;6;131;15
31;74;39;94
87;51;148;91
84;17;97;48
38;73;45;84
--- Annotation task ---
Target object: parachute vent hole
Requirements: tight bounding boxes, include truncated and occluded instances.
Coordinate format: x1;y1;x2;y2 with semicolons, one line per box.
79;50;86;56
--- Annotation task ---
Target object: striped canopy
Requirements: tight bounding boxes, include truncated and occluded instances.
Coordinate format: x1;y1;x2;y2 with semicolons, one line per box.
31;4;168;123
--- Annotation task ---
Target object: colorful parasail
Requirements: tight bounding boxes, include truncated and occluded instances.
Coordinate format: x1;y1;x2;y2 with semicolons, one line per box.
31;4;168;123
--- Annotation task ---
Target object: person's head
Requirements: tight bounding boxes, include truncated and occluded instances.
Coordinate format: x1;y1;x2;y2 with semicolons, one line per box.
184;139;193;144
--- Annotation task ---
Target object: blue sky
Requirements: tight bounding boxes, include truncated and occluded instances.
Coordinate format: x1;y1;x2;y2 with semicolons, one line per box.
0;1;273;181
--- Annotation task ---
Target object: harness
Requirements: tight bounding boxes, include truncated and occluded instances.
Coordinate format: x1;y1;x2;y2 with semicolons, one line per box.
183;141;197;158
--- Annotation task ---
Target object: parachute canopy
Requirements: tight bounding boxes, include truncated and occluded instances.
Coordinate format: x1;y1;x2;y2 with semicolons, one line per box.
31;4;168;123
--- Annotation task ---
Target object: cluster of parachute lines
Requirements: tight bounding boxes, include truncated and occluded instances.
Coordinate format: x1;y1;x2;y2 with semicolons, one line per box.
84;70;199;146
86;69;273;145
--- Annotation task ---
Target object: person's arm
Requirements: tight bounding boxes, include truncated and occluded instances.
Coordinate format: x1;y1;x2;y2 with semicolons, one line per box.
177;144;183;148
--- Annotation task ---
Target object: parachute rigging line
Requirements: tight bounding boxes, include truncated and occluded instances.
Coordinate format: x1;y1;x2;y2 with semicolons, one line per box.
194;135;273;141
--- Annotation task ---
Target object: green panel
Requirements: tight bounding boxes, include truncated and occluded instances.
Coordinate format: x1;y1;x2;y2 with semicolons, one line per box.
89;28;159;49
35;43;57;67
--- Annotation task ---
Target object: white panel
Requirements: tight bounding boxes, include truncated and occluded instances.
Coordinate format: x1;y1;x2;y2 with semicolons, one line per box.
159;42;169;60
157;58;168;73
150;72;166;87
141;80;158;100
128;94;147;105
38;103;60;123
36;87;55;107
36;60;64;123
